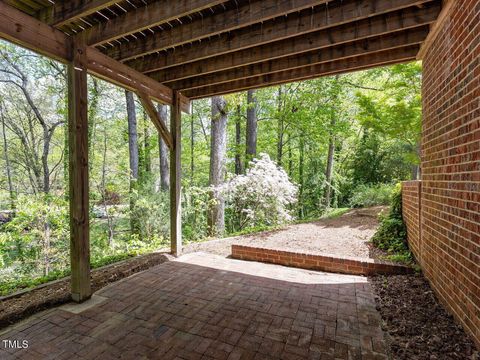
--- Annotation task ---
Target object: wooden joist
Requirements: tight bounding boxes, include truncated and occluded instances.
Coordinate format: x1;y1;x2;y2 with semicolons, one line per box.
37;0;119;26
0;0;70;62
150;4;439;84
184;45;420;99
127;0;435;73
137;92;174;150
0;1;191;113
86;0;227;46
169;27;429;91
104;0;330;61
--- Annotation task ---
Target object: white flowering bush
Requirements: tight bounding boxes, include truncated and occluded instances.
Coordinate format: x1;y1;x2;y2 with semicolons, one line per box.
221;153;298;231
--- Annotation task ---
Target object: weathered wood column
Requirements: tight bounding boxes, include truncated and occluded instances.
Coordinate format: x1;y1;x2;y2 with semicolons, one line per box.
170;91;182;256
68;35;91;302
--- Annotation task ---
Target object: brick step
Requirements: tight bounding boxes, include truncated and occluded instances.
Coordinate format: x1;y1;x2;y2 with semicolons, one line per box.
231;245;413;276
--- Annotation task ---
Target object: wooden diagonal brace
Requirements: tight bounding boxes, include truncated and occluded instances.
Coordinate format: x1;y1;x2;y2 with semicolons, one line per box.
138;92;173;150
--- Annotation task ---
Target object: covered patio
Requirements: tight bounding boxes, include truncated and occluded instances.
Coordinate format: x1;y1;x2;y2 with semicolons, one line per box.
0;0;442;302
0;0;479;355
1;253;386;359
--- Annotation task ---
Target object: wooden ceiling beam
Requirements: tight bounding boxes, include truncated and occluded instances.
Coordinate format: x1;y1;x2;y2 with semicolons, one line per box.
169;27;429;91
183;45;419;99
104;0;330;61
36;0;119;27
86;0;227;46
127;0;435;71
149;4;439;84
0;1;190;113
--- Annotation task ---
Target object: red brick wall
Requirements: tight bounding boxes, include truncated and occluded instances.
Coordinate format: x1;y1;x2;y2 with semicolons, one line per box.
231;245;413;276
402;181;422;263
421;0;480;346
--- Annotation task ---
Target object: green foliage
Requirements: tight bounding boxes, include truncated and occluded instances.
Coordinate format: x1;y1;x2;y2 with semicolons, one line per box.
371;184;412;263
349;184;394;208
182;186;214;242
0;195;69;278
0;252;143;296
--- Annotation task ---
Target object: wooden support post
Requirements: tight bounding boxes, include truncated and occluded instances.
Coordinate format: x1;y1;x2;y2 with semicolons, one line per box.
68;34;91;302
170;91;182;256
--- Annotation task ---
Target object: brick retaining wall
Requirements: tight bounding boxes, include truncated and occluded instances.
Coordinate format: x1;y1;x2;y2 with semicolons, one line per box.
231;245;412;276
419;0;480;346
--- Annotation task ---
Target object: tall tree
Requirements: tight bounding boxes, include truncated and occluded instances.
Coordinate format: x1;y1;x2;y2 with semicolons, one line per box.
0;52;64;194
245;89;257;165
324;116;336;208
0;103;15;210
235;105;244;175
157;104;170;191
143;110;152;174
125;90;140;235
208;96;228;236
276;86;284;166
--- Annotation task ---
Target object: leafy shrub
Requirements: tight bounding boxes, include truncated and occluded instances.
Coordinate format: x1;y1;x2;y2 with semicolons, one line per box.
349;183;394;208
182;186;215;242
221;153;298;231
371;184;412;263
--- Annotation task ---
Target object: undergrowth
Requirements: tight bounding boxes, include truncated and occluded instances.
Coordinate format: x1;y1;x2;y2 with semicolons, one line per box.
371;184;413;264
0;252;141;297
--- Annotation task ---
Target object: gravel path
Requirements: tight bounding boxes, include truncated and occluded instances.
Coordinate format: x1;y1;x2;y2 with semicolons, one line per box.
184;206;387;259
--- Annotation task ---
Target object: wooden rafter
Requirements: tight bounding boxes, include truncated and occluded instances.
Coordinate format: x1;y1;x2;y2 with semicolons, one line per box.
104;0;330;61
127;0;435;72
86;0;227;46
169;27;429;91
149;4;440;84
37;0;119;26
0;1;191;113
184;45;420;99
137;92;174;150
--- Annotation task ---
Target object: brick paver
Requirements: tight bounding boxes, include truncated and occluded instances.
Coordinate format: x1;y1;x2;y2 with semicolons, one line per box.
0;252;388;359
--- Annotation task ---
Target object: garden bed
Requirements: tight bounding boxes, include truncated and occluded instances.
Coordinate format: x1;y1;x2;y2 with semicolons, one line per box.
0;252;171;329
370;274;479;359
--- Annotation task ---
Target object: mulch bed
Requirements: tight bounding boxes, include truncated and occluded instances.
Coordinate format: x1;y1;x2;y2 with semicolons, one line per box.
0;252;171;329
370;273;479;360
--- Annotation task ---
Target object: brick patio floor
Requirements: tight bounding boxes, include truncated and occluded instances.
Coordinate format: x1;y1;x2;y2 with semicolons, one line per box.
0;252;388;359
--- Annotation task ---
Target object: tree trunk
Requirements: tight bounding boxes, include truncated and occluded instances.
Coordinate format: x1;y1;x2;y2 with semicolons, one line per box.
125;90;140;236
88;78;99;172
235;105;244;174
190;102;195;185
277;86;284;166
245;90;257;165
324;116;336;208
157;104;170;191
1;109;15;211
143;110;152;174
101;128;114;246
298;134;305;219
208;96;228;237
287;134;293;178
41;128;51;194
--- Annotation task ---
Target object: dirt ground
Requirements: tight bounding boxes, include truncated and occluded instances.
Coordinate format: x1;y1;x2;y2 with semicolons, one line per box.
184;206;388;259
371;274;479;360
